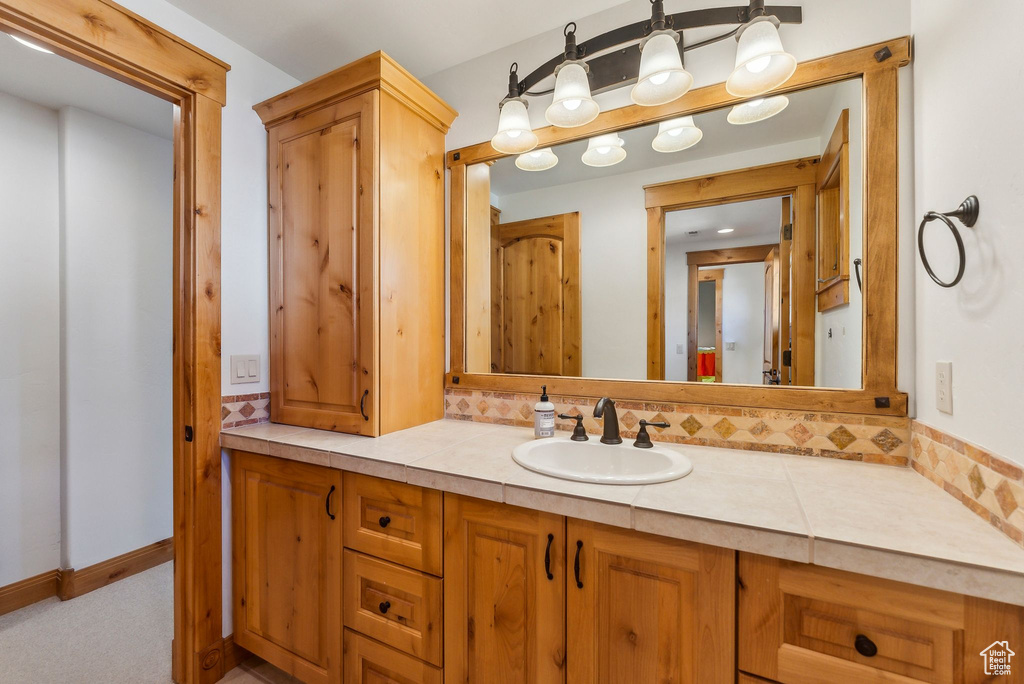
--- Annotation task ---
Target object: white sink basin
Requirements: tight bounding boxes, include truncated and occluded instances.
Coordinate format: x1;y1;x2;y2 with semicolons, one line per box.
512;437;692;485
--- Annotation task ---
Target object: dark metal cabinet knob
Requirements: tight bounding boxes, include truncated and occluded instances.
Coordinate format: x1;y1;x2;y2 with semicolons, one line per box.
855;634;878;657
378;515;391;528
379;600;391;615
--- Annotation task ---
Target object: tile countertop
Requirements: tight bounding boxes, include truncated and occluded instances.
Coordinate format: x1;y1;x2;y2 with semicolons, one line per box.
221;419;1024;607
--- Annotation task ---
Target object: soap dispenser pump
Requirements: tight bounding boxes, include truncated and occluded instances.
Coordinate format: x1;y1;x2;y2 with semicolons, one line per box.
534;385;555;438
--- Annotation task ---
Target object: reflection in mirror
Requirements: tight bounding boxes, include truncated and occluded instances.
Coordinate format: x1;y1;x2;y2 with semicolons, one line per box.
465;78;864;389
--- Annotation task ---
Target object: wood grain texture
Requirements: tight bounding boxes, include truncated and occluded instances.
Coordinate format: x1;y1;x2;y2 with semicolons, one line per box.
465;163;493;374
448;39;910;417
343;550;443;666
342;472;443;576
0;570;59;617
254;52;456;132
816;109;851;311
685;243;777;267
58;537;173;601
489;213;581;376
444;494;566;683
343;629;443;684
567;519;734;684
646;207;665;380
738;554;1023;684
221;634;251;674
378;90;447;432
447;38;911;168
763;249;780;383
231;451;343;684
779;197;792;384
269;92;379;435
0;0;229;105
449;164;467;377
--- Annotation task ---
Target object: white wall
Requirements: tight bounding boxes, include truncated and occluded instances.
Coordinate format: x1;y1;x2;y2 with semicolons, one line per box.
0;91;61;587
911;0;1021;464
59;106;173;569
111;0;301;633
814;78;864;389
496;137;820;379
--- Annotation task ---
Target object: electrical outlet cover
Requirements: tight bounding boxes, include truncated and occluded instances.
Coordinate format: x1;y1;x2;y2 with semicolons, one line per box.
936;361;952;414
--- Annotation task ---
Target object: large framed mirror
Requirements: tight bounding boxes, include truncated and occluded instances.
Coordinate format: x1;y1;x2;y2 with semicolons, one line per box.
448;38;910;416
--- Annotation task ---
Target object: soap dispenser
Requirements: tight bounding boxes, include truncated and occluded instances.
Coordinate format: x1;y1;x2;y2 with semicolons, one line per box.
534;385;555;438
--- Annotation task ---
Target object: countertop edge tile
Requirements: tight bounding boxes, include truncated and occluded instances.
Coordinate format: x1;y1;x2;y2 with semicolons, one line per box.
330;453;407;483
503;484;633;529
632;508;812;563
812;539;1024;607
220;432;269;454
405;467;504;503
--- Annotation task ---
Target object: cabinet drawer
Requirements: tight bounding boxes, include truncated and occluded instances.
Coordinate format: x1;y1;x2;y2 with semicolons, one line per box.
343;550;443;666
343;472;442;575
737;554;1024;684
343;629;442;684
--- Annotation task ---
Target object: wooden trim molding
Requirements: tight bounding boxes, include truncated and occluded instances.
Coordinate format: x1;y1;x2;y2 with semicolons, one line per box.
221;634;251;673
447;38;911;416
0;2;228;682
0;570;60;617
58;538;174;601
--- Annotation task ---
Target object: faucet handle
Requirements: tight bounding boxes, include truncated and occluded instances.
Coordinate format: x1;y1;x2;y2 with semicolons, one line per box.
634;419;670;449
558;413;588;441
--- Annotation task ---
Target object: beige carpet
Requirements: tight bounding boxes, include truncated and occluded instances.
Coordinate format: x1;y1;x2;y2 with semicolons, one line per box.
0;562;296;684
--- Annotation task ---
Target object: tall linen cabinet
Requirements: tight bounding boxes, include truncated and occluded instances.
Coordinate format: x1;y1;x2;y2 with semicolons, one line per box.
254;52;457;436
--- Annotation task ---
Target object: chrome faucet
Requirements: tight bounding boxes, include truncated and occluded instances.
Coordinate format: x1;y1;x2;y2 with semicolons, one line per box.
593;397;622;445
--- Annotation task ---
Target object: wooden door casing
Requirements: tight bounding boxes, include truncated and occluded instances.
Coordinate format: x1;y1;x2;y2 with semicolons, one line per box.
763;247;780;384
269;91;378;435
567;519;735;684
444;495;566;683
491;212;581;376
232;451;343;684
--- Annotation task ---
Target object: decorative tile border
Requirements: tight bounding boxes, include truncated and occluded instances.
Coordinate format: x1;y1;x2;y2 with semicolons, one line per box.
444;388;910;466
911;421;1024;547
222;392;270;429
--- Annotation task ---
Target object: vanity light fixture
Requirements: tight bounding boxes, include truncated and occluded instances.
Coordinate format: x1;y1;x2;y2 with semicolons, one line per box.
652;115;703;153
581;133;626;167
10;34;54;54
490;0;801;150
726;10;797;97
491;64;539;154
515;147;559;172
727;94;789;124
545;24;600;128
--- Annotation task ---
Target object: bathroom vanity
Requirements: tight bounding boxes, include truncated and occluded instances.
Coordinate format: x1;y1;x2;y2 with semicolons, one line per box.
223;421;1024;684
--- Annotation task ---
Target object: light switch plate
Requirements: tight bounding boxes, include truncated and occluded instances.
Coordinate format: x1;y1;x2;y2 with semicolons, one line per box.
676;343;684;355
230;354;260;385
936;361;952;414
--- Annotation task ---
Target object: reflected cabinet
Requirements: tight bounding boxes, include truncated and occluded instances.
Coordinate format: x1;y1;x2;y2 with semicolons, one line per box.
255;52;457;436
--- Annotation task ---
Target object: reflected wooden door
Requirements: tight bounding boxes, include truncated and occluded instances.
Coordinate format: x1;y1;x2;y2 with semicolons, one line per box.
763;247;780;384
491;212;581;376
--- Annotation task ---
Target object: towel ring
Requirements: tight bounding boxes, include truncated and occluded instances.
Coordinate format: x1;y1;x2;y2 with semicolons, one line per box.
918;195;979;288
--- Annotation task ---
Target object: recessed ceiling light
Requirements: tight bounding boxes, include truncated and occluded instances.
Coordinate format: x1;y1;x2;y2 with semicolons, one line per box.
717;228;735;234
10;34;54;54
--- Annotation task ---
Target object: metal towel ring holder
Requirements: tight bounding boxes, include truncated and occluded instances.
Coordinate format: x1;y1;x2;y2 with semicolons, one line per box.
918;195;980;288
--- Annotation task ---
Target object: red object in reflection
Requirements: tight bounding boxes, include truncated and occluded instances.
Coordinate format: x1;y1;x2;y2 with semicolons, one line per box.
698;351;716;377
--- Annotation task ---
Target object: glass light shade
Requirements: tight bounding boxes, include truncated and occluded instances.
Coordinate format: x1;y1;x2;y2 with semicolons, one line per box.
727;95;789;124
545;61;600;128
581;133;626;167
11;34;53;53
491;98;538;154
652;116;703;153
726;18;797;97
631;31;693;106
515;147;558;172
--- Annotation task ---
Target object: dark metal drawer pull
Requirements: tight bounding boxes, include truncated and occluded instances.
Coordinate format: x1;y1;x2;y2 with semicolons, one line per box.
574;540;583;589
379;600;391;615
378;515;391;528
855;634;877;657
544;533;554;580
326;485;336;520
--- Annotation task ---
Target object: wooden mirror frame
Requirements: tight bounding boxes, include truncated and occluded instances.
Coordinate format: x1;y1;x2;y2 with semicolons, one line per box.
0;1;227;682
447;37;911;416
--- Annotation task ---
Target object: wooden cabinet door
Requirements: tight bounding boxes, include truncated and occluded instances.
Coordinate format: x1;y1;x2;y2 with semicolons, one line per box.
567;519;734;684
444;494;566;683
269;91;378;435
232;451;343;684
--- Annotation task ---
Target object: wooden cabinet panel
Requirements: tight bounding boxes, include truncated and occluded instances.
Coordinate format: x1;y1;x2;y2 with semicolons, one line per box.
444;494;566;683
269;92;378;435
231;451;343;684
738;553;1024;684
342;472;442;575
343;629;442;684
343;550;443;666
567;519;734;684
